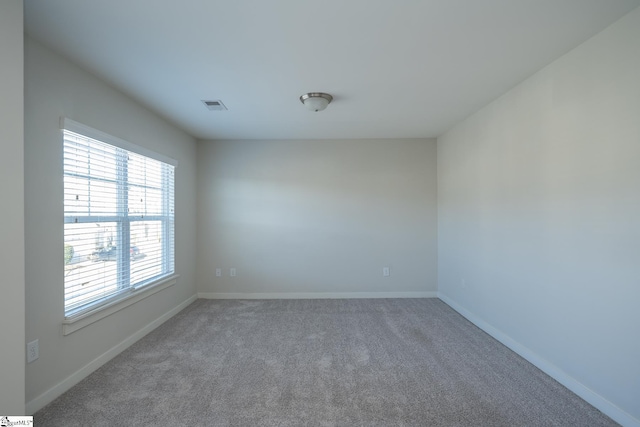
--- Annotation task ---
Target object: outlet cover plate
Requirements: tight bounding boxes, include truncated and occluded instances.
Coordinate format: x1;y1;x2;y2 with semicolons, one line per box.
27;339;39;363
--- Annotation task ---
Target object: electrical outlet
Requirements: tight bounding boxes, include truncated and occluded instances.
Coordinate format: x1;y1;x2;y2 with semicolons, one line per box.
27;339;39;363
215;268;222;277
383;267;390;277
230;268;236;277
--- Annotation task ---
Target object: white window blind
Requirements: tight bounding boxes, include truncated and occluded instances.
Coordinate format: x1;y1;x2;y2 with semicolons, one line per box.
63;122;175;317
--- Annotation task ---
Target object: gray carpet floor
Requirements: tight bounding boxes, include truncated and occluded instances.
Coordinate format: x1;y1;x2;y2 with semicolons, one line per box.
35;298;618;426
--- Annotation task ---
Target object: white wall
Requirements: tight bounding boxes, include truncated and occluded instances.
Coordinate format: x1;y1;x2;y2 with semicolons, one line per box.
438;7;640;426
0;0;25;416
24;38;198;412
197;139;437;297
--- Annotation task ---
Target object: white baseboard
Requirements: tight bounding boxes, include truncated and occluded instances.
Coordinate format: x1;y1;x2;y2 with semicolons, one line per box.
438;293;639;427
198;291;438;299
26;294;198;415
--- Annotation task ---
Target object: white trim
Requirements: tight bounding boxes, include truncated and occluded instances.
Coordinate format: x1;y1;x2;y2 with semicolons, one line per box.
437;293;640;427
63;275;179;335
27;294;198;415
61;117;178;167
198;291;438;300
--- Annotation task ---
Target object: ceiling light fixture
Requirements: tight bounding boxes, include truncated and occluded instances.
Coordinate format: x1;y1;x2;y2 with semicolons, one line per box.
300;92;333;112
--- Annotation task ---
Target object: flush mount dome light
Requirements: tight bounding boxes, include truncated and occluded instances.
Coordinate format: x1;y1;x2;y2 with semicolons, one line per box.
300;92;333;112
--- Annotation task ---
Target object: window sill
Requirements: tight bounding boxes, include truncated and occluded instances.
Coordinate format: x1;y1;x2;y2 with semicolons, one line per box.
62;275;179;335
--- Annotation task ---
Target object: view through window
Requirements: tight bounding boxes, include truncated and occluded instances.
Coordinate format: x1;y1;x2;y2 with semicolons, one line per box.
63;126;175;316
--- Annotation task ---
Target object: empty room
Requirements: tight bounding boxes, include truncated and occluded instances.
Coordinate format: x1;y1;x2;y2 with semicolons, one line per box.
2;0;639;425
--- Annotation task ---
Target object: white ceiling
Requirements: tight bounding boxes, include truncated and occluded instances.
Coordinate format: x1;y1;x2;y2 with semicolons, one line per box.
24;0;640;141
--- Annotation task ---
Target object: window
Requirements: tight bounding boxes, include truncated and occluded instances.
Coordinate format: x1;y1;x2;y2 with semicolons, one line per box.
63;119;175;317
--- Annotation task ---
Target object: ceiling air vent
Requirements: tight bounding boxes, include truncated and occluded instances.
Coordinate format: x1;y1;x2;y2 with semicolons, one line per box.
202;100;228;111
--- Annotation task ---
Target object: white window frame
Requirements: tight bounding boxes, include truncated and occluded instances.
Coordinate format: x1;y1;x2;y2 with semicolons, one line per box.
61;118;178;334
